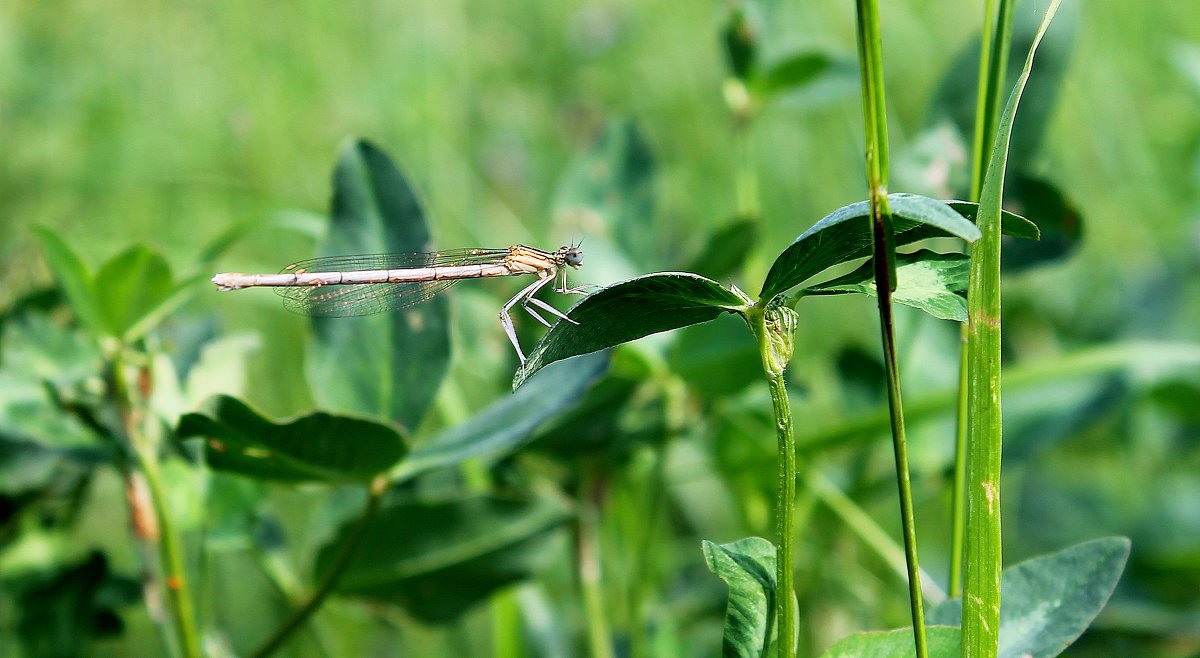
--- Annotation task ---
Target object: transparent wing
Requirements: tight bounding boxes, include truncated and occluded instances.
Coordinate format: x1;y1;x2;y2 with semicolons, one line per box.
273;248;510;317
278;248;511;274
279;280;459;317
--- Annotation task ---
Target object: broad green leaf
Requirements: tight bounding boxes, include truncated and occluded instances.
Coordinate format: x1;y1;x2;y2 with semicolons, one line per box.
759;193;983;302
803;250;970;322
514;273;749;388
554;120;656;267
702;537;776;658
319;495;570;623
395;350;610;480
91;245;175;341
928;537;1130;658
176;395;407;483
963;4;1062;655
305;138;450;430
818;626;962;658
1001;174;1081;271
682;218;759;281
32;228;103;335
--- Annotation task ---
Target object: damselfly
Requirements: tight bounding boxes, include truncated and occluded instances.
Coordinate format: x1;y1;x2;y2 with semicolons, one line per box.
211;244;587;365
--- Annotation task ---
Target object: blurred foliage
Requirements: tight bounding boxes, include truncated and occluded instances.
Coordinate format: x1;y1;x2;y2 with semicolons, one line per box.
1;0;1199;657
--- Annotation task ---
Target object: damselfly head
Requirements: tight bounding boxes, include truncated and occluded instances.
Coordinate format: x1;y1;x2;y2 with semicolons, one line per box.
561;245;584;268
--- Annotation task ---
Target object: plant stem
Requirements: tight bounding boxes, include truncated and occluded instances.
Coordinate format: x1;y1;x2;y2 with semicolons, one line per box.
110;353;202;658
854;1;927;656
734;121;760;219
578;470;616;658
249;476;387;658
746;301;798;658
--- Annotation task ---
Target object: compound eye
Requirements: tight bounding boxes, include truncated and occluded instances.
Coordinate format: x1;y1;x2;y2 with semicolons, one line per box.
565;247;584;267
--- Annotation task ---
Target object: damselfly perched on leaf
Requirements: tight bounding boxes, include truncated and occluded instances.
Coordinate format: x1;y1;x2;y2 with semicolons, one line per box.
212;244;587;365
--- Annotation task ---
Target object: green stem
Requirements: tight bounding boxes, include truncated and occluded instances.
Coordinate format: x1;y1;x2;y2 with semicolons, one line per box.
854;0;927;655
578;470;615;658
249;477;387;658
111;354;202;658
747;302;798;658
734;121;760;219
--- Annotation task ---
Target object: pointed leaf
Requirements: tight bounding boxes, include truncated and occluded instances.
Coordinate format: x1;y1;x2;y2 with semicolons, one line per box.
702;537;777;658
818;626;962;658
396;350;610;480
754;51;851;98
759;193;981;302
554;121;656;267
32;228;102;335
514;273;749;388
305;139;450;430
722;8;758;80
945;201;1040;240
929;537;1130;658
804;250;970;322
177;395;407;483
319;495;570;623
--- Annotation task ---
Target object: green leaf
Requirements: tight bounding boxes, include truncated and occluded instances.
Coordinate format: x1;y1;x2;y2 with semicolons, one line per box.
1001;174;1081;271
91;245;179;341
682;218;759;281
319;495;570;623
554;120;657;267
928;538;1130;658
176;395;407;483
702;537;777;658
804;250;970;322
514;273;749;388
753;51;850;98
305;138;450;430
945;201;1040;240
395;350;610;480
759;193;982;302
722;8;758;80
32;228;103;335
818;626;962;658
11;551;140;655
963;4;1063;654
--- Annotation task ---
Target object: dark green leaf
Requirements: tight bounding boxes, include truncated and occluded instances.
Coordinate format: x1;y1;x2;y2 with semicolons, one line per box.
818;626;962;658
12;552;140;655
804;250;970;322
91;245;176;340
1001;174;1082;271
177;395;407;483
514;273;749;388
759;193;982;302
946;201;1040;240
306;138;450;430
702;537;776;658
929;538;1130;658
754;51;849;98
554;121;656;267
722;8;757;80
319;495;570;623
32;228;103;335
396;350;611;480
681;218;759;281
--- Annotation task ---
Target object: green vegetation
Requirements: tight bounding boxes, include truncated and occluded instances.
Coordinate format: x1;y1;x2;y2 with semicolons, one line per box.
2;1;1199;657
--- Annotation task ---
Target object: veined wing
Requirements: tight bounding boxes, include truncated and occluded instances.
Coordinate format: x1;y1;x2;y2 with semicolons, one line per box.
274;247;511;318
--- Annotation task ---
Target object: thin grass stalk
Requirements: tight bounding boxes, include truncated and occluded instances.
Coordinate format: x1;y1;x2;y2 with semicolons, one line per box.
853;1;927;656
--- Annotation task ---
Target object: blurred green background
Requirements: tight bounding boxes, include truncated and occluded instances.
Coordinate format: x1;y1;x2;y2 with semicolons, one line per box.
2;0;1199;656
